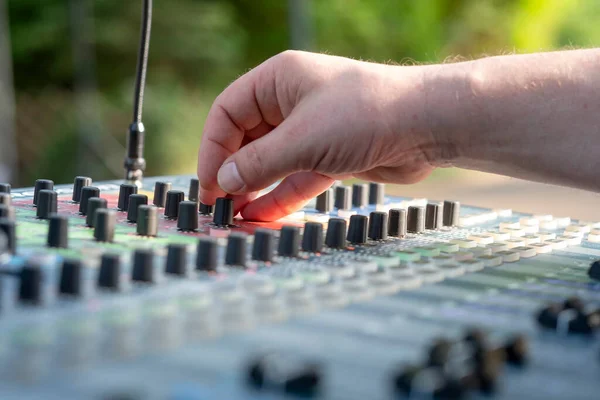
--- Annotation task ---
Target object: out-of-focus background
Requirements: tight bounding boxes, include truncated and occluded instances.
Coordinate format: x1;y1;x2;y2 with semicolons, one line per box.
1;0;599;217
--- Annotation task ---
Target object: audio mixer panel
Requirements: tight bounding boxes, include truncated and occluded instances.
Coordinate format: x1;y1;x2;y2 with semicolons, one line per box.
0;175;599;399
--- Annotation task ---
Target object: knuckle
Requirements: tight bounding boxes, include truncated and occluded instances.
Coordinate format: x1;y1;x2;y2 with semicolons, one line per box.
241;143;266;185
275;49;304;67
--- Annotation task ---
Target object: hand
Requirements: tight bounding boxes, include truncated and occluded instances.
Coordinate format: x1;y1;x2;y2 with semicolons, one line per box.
197;50;443;221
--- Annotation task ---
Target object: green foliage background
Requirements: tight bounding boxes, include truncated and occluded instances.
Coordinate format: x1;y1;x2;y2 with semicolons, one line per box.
6;0;600;185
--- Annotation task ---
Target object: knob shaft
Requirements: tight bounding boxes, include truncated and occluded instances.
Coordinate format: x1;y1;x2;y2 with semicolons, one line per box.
98;253;122;291
225;232;247;266
196;237;218;272
0;193;11;206
443;201;460;227
0;205;15;220
278;226;300;257
72;176;92;202
47;214;68;248
407;206;425;233
252;229;275;262
325;218;347;249
213;197;234;226
347;214;368;244
368;183;385;205
85;197;107;227
334;186;352;210
127;194;148;222
117;183;138;211
425;203;442;230
199;203;214;215
166;243;188;276
0;183;10;194
352;183;368;208
59;259;83;296
388;208;407;237
94;209;116;242
137;205;158;236
36;190;57;219
188;178;200;202
368;211;388;241
33;179;54;206
0;218;16;253
79;186;100;215
153;181;171;207
315;189;334;213
302;222;323;253
132;249;155;283
164;190;185;219
177;201;199;231
19;264;43;304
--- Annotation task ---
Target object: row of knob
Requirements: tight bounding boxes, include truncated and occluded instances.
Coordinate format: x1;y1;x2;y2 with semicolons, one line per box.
316;183;385;212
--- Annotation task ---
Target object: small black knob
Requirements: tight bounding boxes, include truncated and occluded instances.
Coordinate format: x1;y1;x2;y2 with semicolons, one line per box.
188;178;200;202
85;197;108;227
94;209;116;242
131;249;155;283
407;206;425;233
137;205;158;237
164;190;185;219
325;218;347;249
302;222;323;253
0;183;10;194
126;194;148;222
79;186;100;215
199;202;214;215
352;183;368;208
588;260;600;281
72;176;92;202
425;203;441;230
36;190;57;219
388;208;407;237
347;214;368;244
368;183;385;205
47;214;68;248
0;205;15;220
0;193;11;206
19;263;43;304
117;183;138;211
368;211;388;240
443;200;460;227
166;243;188;276
252;228;275;262
153;181;171;207
278;225;300;257
213;197;234;226
334;186;351;210
33;179;54;206
177;201;199;231
0;218;16;253
196;237;218;272
59;258;83;296
225;232;247;266
98;253;122;291
315;189;333;213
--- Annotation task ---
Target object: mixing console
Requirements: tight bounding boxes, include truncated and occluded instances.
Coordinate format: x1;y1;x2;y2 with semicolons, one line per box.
0;175;599;399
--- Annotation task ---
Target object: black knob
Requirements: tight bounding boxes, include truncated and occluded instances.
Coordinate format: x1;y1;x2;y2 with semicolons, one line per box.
388;208;407;237
315;189;333;213
0;205;15;220
368;182;385;205
126;194;148;222
59;258;83;296
72;176;92;202
137;205;158;237
199;202;214;215
98;253;122;291
79;186;100;215
443;200;460;227
425;203;441;230
132;249;155;283
325;218;347;249
164;190;185;219
153;181;171;207
225;232;247;266
117;183;138;211
0;218;16;253
85;197;107;227
47;214;68;248
352;183;368;208
334;186;351;210
36;190;57;219
166;243;188;276
252;228;275;262
188;178;200;202
19;263;43;304
0;183;10;194
407;206;425;233
368;211;388;240
302;222;323;253
177;201;199;231
33;179;54;206
347;214;368;244
196;237;218;272
589;260;600;281
213;197;234;226
94;209;116;242
0;193;11;206
278;225;300;257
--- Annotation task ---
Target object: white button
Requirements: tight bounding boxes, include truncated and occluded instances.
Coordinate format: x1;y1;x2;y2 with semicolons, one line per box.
458;259;485;272
565;223;590;234
505;239;526;248
511;246;537;258
522;235;541;245
587;230;600;243
533;214;553;222
546;239;568;249
540;220;558;230
539;232;557;241
487;242;509;253
563;230;585;238
437;263;466;277
351;259;379;274
490;232;511;241
470;246;492;257
519;217;539;226
477;255;503;267
416;267;445;283
496;250;520;263
467;234;494;245
240;275;276;296
555;217;571;228
522;225;539;234
453;251;474;261
450;239;477;249
494;209;513;217
500;221;520;230
389;269;422;290
501;227;526;237
530;242;553;254
459;216;477;227
580;221;600;229
558;235;582;246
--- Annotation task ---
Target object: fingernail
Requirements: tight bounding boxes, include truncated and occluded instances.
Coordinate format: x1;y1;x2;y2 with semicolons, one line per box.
218;162;245;193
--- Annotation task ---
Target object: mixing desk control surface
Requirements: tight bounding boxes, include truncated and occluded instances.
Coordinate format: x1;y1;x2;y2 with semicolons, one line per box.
0;175;599;399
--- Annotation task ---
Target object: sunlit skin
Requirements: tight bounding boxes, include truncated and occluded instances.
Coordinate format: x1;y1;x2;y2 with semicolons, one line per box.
198;49;600;221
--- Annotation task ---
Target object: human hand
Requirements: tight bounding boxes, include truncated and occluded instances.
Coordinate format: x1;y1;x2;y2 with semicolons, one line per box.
197;50;444;221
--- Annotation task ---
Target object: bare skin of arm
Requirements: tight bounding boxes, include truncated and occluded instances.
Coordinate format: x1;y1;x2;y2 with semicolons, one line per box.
197;49;600;221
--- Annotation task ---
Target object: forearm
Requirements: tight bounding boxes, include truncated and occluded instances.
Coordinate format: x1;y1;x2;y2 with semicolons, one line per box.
424;48;600;191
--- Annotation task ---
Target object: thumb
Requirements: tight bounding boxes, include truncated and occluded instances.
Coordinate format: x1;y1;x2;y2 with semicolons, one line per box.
217;120;317;194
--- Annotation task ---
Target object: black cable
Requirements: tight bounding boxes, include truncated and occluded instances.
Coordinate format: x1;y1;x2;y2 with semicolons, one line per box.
125;0;152;182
